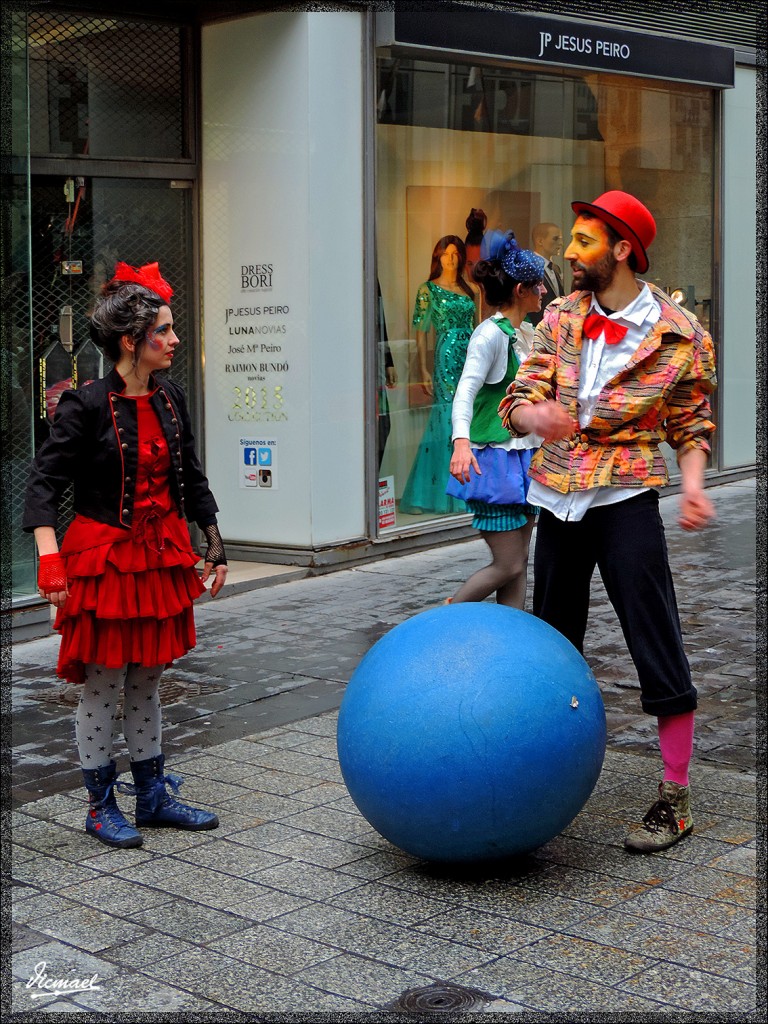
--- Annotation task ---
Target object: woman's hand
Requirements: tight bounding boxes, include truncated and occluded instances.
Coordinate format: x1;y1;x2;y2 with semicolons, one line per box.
201;562;228;598
420;379;434;397
450;438;480;484
37;551;69;608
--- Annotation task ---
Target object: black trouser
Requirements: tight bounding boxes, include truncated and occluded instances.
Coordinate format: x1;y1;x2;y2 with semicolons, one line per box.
533;490;697;716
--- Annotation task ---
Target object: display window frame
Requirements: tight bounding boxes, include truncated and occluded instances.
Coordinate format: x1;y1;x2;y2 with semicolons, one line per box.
370;47;723;539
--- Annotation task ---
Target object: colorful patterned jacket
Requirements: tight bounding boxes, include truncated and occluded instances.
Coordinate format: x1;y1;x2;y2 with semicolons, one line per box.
498;284;717;493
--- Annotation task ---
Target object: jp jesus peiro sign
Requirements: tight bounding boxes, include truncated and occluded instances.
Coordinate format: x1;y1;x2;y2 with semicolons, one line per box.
381;7;734;89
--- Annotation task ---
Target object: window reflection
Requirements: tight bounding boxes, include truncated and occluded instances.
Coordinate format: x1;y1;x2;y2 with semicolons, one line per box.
375;55;714;530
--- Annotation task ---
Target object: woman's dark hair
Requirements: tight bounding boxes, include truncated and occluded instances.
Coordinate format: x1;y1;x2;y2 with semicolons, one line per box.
89;281;164;363
464;208;487;245
427;235;475;300
473;258;542;308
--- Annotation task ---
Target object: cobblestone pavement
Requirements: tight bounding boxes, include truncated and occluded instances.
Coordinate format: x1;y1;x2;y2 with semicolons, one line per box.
8;478;762;1016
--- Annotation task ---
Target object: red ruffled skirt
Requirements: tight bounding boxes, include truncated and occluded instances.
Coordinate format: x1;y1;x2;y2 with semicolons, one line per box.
54;512;205;684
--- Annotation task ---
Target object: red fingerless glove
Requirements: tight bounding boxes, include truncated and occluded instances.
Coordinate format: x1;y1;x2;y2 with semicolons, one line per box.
38;553;67;595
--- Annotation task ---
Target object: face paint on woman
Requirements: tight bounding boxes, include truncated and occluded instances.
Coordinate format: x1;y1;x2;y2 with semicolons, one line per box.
145;331;165;352
141;307;179;369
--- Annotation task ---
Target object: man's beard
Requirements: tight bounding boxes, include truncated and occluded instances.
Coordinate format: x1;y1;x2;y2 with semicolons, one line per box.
571;250;618;293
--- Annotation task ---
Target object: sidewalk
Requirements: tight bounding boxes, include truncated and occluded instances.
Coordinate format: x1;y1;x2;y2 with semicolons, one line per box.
9;479;760;1016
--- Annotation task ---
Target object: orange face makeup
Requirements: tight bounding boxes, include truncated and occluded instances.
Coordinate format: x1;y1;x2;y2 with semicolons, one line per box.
564;216;618;292
564;216;613;266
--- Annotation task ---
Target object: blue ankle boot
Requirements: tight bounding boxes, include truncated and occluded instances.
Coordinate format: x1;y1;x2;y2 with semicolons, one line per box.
123;753;219;831
82;762;143;848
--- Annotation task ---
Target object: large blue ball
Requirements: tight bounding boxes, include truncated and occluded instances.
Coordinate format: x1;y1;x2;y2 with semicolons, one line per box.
337;603;606;863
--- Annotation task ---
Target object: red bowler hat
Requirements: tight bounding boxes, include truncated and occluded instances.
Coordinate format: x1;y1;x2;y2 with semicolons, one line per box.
571;190;656;274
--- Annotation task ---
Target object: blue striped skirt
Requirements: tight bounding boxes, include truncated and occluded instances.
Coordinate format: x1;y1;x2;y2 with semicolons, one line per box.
446;445;539;532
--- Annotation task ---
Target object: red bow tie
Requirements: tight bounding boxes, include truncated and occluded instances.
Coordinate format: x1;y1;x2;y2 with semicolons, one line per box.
582;312;628;345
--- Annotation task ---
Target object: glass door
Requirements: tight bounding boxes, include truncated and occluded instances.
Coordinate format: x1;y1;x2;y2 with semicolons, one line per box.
10;175;195;602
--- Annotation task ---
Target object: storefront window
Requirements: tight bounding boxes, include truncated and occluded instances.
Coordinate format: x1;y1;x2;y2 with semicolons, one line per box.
375;55;715;532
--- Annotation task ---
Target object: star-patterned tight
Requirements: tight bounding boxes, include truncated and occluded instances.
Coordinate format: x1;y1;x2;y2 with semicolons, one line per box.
75;663;164;769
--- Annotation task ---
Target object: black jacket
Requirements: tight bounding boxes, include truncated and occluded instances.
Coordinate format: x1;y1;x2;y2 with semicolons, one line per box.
23;367;219;533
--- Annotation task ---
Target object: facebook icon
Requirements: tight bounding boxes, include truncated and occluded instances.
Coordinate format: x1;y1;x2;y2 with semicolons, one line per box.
243;448;258;466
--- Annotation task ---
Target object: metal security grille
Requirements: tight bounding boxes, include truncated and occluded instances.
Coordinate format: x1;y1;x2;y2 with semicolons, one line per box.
27;11;187;159
8;9;196;604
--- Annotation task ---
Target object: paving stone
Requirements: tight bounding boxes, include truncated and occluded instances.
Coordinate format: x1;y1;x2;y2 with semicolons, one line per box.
267;903;389;944
208;923;341;974
225;891;311;923
336;849;422;880
215;789;318;821
69;970;222;1013
173;839;288;878
126;901;250;942
12;924;53;954
255;831;382;870
328;880;462;927
35;908;151;954
12;893;83;926
449;883;605;931
224;820;311;852
55;875;169;915
99;933;199;969
296;953;434;1007
518;864;656;908
618;962;757;1012
13;941;119;984
200;962;379;1013
373;932;500;977
413;906;552;954
707;845;757;876
512;932;661;985
451;958;668;1012
248;859;363;900
11;855;102;892
157;867;276;909
111;852;202;885
568;909;757;983
139;947;248;987
277;805;374;842
615;885;748;935
662;865;756;906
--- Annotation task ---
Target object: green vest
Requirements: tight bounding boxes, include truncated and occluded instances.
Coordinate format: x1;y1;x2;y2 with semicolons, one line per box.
469;318;520;445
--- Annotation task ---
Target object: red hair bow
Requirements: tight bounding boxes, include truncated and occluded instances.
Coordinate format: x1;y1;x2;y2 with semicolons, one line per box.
110;261;174;304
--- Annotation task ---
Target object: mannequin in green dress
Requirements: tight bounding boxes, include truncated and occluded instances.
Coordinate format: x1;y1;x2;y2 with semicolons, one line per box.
400;235;477;515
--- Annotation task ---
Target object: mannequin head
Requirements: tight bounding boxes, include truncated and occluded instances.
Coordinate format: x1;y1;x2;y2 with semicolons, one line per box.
428;235;467;280
532;223;563;261
428;235;474;299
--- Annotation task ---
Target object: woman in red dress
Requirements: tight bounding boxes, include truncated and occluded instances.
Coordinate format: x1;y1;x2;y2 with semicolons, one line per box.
24;262;228;849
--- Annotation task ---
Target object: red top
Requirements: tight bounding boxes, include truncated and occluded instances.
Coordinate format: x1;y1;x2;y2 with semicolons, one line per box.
60;391;193;564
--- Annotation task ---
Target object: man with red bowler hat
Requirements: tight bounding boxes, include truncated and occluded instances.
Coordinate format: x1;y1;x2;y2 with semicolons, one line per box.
499;190;717;854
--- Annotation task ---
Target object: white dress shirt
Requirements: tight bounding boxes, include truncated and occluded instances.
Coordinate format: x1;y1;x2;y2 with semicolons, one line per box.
527;283;662;521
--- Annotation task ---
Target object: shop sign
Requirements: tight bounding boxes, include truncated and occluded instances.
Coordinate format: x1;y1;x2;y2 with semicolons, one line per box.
379;8;734;88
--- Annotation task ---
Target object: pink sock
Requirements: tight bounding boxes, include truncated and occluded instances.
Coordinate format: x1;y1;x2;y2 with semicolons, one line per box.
657;712;695;787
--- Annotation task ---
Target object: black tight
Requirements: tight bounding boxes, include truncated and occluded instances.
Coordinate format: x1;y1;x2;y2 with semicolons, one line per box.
451;518;535;609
